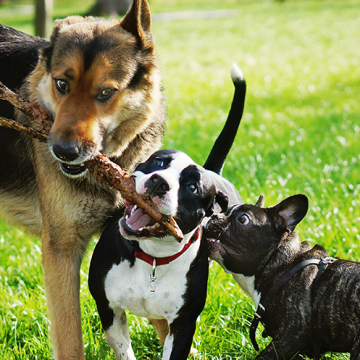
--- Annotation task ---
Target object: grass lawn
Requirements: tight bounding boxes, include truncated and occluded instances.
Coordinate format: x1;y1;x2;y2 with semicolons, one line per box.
0;0;359;358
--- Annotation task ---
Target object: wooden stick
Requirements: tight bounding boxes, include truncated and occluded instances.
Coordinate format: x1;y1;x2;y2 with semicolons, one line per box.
0;82;52;132
0;81;183;242
0;116;48;142
87;154;183;240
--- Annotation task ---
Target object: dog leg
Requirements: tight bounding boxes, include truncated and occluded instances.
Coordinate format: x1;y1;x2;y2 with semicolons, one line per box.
350;327;360;359
41;229;86;360
255;337;302;360
161;317;198;360
149;318;198;358
105;311;136;360
148;318;169;344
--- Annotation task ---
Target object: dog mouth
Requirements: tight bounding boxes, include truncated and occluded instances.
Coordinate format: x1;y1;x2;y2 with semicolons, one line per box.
208;237;241;259
120;202;168;239
60;163;88;177
208;237;224;251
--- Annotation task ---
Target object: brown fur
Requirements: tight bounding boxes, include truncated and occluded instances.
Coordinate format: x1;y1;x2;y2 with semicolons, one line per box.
0;0;166;358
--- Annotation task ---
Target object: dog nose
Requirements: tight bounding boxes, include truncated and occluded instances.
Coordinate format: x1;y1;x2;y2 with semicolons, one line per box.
145;174;170;196
52;139;80;162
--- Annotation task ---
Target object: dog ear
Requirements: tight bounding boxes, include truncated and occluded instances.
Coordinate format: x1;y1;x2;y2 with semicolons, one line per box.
41;16;90;72
271;194;309;232
216;191;229;213
120;0;154;50
205;190;229;217
255;194;265;208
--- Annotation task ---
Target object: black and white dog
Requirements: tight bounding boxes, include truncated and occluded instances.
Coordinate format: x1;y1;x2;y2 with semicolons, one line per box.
88;64;246;360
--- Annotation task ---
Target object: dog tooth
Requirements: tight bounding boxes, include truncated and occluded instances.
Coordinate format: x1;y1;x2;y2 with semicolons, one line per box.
138;227;144;231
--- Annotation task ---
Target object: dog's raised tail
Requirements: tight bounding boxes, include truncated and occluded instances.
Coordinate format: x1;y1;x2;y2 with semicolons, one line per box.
203;63;246;175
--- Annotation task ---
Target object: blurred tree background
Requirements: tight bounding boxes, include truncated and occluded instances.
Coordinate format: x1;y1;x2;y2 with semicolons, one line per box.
33;0;132;37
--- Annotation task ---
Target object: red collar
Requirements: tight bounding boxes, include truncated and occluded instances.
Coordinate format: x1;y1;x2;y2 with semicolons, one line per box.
134;228;201;266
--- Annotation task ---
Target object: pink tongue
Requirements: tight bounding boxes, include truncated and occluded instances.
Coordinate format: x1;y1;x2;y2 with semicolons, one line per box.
127;208;152;230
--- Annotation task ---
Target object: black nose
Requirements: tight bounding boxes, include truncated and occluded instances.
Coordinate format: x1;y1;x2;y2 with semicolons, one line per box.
52;139;80;162
145;174;170;197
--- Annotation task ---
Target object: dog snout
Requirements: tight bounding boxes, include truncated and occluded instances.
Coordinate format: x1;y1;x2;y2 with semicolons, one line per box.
51;138;81;162
145;174;170;197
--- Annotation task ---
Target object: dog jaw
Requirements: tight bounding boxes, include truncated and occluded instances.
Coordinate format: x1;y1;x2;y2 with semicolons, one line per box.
119;202;168;240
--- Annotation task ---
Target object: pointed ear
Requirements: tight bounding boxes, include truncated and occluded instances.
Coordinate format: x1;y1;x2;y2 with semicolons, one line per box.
120;0;154;50
255;194;265;208
215;191;229;213
205;190;229;217
271;194;308;232
205;185;217;217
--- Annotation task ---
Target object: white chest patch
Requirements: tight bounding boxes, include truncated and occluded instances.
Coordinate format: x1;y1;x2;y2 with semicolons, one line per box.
232;274;261;307
104;237;200;323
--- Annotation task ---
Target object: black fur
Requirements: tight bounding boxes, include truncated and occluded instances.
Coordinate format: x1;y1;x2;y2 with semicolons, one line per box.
205;195;360;359
0;25;47;191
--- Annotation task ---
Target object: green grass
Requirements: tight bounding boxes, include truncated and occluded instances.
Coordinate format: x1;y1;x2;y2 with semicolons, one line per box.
0;0;359;358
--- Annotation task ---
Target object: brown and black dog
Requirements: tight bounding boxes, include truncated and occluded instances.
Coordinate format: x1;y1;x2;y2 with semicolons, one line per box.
0;0;166;358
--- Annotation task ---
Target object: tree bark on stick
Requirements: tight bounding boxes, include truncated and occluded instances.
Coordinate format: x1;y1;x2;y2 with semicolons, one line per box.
0;81;183;242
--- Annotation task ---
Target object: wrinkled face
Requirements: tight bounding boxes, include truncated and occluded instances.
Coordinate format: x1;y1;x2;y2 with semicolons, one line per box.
119;149;216;241
33;16;161;178
206;204;281;276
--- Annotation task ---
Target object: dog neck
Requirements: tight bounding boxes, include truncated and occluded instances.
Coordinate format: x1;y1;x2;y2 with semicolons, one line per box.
255;232;312;293
136;227;201;259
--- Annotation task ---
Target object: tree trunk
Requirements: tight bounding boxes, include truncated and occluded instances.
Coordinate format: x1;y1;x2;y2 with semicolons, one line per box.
87;0;132;17
35;0;53;38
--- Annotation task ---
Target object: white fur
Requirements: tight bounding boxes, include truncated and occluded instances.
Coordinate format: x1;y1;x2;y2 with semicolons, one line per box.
105;312;136;360
139;232;194;258
104;230;201;359
230;63;244;82
232;273;261;307
133;152;195;216
162;334;174;360
35;74;57;114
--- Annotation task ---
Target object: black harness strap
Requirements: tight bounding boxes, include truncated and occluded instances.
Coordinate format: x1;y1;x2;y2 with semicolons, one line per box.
249;257;337;355
250;259;321;351
311;257;337;360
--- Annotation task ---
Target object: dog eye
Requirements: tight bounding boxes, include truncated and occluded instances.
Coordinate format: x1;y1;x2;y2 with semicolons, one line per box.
188;184;197;193
154;159;164;167
55;79;68;94
238;214;250;225
97;88;115;102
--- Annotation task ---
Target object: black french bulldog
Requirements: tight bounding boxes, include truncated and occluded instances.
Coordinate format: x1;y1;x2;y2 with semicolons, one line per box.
204;194;360;359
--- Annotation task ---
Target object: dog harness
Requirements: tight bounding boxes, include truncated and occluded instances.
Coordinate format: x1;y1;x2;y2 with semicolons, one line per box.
249;256;337;358
126;228;201;292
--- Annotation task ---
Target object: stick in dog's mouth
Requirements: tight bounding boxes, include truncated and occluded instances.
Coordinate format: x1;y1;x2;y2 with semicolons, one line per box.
120;201;170;239
0;82;184;242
